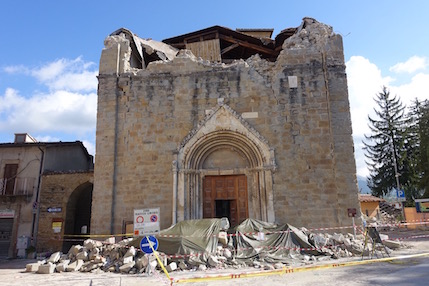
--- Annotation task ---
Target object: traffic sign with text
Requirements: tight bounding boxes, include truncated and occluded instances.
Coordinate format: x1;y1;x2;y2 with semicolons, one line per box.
134;208;160;236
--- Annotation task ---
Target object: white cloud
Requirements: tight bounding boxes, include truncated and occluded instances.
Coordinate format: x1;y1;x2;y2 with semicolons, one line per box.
32;57;97;92
3;65;30;74
347;56;429;178
33;59;68;82
390;73;429;103
48;70;98;92
346;56;392;139
4;57;97;93
0;57;98;153
35;135;61;142
0;88;97;134
82;140;95;156
389;56;428;74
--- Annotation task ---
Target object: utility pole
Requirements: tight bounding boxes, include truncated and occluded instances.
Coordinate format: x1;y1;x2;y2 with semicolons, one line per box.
391;137;405;222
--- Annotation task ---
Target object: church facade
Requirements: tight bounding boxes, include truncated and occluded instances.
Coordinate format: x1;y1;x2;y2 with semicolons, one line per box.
92;18;361;235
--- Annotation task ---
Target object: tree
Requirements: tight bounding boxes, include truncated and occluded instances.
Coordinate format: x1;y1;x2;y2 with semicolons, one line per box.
363;87;409;198
410;98;429;198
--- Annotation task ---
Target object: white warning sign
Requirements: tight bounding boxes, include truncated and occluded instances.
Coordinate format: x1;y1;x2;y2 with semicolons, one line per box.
133;208;160;236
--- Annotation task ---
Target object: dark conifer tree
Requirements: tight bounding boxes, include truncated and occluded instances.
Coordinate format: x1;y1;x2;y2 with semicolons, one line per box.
363;87;408;197
410;99;429;198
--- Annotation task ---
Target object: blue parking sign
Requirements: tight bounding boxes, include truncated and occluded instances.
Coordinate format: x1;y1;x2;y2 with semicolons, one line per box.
396;189;406;201
140;236;158;254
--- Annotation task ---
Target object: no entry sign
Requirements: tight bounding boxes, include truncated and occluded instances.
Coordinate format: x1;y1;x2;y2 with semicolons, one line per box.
134;208;160;236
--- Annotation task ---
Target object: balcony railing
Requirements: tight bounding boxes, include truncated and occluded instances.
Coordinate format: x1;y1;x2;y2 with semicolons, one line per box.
0;177;36;196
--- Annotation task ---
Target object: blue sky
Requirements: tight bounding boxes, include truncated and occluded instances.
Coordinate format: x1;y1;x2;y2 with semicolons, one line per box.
1;1;428;178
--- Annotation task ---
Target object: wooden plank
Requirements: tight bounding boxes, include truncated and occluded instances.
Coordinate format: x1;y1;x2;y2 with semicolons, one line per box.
186;39;221;62
219;34;276;56
221;43;239;55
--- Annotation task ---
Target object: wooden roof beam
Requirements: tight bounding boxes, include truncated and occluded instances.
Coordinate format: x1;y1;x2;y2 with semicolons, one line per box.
221;43;240;55
219;34;276;56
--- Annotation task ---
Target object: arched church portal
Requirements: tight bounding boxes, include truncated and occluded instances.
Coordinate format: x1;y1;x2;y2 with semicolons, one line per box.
174;105;276;226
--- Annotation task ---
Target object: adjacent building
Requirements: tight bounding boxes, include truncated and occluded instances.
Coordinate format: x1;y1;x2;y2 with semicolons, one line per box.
0;134;93;257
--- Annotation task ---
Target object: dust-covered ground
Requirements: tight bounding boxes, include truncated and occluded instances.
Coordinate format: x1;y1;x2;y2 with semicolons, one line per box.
1;229;428;286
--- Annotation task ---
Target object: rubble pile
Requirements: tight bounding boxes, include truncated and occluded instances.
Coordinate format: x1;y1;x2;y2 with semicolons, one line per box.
25;228;402;275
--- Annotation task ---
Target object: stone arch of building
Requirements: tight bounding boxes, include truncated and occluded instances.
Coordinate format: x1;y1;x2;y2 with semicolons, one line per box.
63;181;93;252
174;104;276;224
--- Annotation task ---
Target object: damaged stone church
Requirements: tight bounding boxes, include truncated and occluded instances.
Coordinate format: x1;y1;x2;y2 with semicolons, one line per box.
92;18;361;235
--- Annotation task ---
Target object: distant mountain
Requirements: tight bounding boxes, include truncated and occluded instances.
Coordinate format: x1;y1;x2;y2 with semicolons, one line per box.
357;175;371;194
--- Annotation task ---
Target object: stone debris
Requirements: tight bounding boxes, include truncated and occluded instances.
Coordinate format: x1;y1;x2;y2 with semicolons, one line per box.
166;262;177;272
55;261;69;272
383;239;401;249
47;252;61;264
37;262;55;274
66;259;83;272
25;228;405;275
25;263;39;272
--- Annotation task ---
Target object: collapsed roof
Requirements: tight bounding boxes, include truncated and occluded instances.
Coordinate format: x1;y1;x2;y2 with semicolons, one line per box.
108;23;299;69
162;25;296;63
104;17;333;71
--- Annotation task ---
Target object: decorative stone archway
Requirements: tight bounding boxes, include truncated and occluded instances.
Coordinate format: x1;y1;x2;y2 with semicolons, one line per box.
173;102;276;224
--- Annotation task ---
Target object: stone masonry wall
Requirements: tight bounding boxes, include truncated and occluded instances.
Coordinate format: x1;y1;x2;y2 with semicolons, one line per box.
92;18;361;235
37;172;93;253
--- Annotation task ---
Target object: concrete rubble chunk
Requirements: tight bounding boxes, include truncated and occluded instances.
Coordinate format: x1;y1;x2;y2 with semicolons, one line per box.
104;237;115;244
383;239;401;249
312;234;328;248
55;261;70;273
148;259;158;273
124;246;136;258
379;234;389;241
166;262;177;272
89;248;100;260
218;231;228;245
135;256;149;270
25;263;40;272
66;259;84;272
69;245;83;256
76;250;89;261
274;262;284;269
93;255;106;264
178;260;188;270
223;248;232;259
123;255;133;264
37;262;55;274
84;239;102;250
82;262;103;272
47;251;61;263
208;255;220;267
332;233;345;244
119;261;135;273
